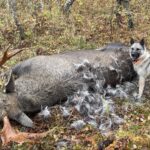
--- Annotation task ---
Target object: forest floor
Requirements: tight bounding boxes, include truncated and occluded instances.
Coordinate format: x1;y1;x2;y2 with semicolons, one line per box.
0;0;150;149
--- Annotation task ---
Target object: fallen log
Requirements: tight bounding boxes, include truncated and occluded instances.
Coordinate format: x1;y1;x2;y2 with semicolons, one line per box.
0;43;136;128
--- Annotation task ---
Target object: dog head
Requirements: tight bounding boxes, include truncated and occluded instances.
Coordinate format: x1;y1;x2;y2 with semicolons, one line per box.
130;38;146;61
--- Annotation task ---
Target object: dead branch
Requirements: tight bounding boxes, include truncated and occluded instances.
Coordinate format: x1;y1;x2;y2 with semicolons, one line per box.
0;48;25;67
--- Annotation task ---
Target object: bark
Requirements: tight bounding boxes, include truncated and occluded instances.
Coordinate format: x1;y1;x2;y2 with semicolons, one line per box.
63;0;75;15
7;0;25;40
115;0;134;29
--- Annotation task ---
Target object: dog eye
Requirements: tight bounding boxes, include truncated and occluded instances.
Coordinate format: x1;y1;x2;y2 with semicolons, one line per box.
136;48;140;51
131;48;134;50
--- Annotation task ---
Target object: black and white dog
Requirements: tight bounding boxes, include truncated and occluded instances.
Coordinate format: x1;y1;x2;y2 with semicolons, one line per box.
130;38;150;99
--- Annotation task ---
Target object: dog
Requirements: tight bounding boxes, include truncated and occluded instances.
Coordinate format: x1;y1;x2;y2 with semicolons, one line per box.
130;38;150;99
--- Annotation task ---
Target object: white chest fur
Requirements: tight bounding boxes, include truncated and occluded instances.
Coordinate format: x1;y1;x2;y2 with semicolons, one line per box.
133;52;150;77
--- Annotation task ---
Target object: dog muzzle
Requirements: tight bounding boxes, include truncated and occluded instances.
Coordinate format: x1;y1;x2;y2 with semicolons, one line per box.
131;53;140;61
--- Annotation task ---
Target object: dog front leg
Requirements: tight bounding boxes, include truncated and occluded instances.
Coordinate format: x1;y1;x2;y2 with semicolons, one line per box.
137;76;145;99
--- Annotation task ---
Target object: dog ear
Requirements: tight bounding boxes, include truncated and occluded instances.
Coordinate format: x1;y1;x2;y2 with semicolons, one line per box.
140;39;145;47
130;38;134;45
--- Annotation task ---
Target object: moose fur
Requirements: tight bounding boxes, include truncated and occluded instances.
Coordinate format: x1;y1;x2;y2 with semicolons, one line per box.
0;43;136;127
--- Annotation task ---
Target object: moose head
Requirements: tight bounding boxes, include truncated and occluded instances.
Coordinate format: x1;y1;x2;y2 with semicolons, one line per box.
0;70;33;128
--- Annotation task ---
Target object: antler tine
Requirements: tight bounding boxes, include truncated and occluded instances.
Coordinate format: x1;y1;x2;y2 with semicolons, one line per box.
0;47;25;67
6;48;24;59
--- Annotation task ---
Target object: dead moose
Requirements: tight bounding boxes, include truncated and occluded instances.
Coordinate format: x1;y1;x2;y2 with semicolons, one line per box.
0;43;136;128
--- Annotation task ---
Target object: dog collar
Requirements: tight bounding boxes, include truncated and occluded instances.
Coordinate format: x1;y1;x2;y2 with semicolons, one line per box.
133;58;143;65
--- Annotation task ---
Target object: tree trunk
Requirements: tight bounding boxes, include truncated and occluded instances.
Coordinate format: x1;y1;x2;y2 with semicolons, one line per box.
63;0;75;15
115;0;134;29
7;0;25;40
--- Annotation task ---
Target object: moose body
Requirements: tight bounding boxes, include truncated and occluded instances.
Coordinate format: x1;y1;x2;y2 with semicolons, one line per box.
0;43;136;127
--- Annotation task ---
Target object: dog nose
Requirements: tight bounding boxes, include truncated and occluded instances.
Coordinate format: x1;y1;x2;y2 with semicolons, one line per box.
131;52;139;59
131;53;136;57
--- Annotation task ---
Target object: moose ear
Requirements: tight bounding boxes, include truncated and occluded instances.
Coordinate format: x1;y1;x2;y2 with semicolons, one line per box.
140;38;145;47
130;38;135;45
4;70;15;93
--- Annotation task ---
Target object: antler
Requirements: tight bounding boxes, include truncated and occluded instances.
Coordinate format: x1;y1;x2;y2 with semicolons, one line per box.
0;116;48;145
0;46;25;67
